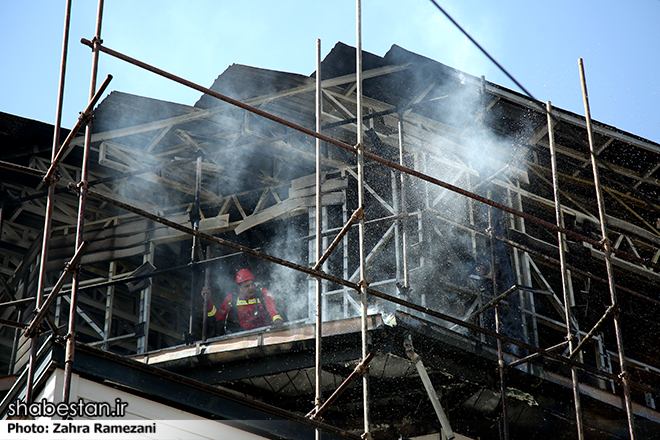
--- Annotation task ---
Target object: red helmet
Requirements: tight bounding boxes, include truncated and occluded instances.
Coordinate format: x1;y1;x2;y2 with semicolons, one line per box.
235;269;255;284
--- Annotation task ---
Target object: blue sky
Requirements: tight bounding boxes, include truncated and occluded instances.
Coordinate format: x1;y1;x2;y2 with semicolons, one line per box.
1;0;659;143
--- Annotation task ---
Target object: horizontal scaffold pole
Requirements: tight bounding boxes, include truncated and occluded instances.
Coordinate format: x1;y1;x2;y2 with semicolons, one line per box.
507;341;569;369
467;284;518;322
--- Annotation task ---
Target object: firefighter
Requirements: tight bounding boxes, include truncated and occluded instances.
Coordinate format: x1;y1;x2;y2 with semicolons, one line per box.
474;260;494;297
202;268;283;333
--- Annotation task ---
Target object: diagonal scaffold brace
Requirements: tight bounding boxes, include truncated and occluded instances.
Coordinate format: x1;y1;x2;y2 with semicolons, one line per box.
313;205;364;271
306;352;375;420
24;241;89;338
42;74;113;186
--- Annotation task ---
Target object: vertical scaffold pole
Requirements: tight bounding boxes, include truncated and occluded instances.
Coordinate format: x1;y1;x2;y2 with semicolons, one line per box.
26;0;72;404
488;205;508;440
547;101;585;439
397;115;409;289
356;1;371;438
314;38;323;440
62;0;104;405
579;58;636;439
189;153;203;337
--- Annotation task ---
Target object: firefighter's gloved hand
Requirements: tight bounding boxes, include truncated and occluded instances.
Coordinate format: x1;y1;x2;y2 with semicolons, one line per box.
201;286;211;299
271;318;283;328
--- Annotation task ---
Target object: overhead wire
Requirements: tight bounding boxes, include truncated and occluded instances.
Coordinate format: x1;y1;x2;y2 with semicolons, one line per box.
428;0;538;102
427;0;660;217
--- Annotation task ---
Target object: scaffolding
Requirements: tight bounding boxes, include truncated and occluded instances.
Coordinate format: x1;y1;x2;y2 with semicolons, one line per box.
2;1;660;439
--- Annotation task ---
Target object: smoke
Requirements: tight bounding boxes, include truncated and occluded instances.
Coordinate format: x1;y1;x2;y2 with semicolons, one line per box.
91;43;535;348
92;91;222;212
91;78;317;339
371;46;534;343
260;219;309;322
203;224;307;330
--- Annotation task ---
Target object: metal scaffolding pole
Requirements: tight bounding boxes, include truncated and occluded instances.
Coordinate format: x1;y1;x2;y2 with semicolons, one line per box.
468;285;518;322
314;207;363;272
314;38;323;440
62;0;104;405
507;340;569;369
488;205;509;440
25;0;72;405
579;58;636;439
24;242;89;338
308;353;375;421
137;242;154;354
569;305;615;359
42;72;112;186
102;260;116;350
547;101;585;439
189;153;203;336
397;114;410;290
356;2;371;438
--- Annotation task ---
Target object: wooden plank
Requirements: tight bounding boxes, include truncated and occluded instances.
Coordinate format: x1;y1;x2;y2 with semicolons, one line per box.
589;247;660;283
234;198;305;235
13;334;31;373
247;63;411;106
402;77;442;118
73;294;185;341
62;295;105;337
16;201;75;225
175;129;206;153
49;220;153;249
1;223;30;249
323;91;356;120
349;222;397;282
606;215;660;246
289;178;348;198
234;189;345;236
325;88;532;184
253;189;271;214
301;192;346;207
101;141;222;203
71;106;223;146
50;232;151;258
152;214;229;244
49;214;228;250
267;138;348;170
47;244;151;272
4;229;43;294
146;125;173;153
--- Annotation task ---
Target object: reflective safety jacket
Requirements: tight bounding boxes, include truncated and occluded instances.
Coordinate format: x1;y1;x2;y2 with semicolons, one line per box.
207;287;283;331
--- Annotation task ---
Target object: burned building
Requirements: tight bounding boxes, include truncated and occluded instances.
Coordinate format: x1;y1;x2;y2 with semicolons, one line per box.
1;29;660;440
